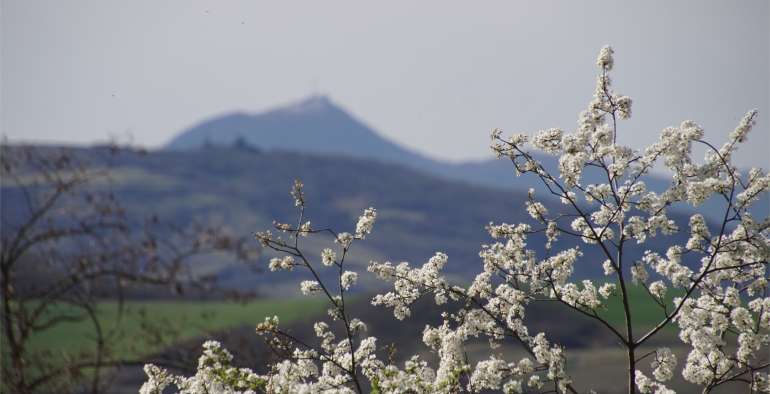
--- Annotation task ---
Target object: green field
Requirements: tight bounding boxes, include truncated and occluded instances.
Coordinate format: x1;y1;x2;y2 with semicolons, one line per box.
596;284;683;332
25;298;327;362
23;285;678;361
13;284;682;389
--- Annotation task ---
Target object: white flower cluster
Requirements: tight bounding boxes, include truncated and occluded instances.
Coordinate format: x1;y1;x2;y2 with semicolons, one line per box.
355;207;377;239
321;248;336;266
532;128;564;154
340;271;358;290
140;340;267;394
651;347;677;382
369;252;457;320
635;370;674;394
300;280;322;296
335;232;354;248
146;46;769;394
268;255;295;272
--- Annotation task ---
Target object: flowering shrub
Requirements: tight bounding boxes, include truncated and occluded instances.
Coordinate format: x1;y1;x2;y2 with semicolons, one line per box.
142;47;769;393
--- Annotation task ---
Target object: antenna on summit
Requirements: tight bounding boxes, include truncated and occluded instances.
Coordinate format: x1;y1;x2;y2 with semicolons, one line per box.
310;77;320;98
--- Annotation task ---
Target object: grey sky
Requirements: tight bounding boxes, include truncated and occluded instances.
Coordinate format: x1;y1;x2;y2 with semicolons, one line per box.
2;0;768;168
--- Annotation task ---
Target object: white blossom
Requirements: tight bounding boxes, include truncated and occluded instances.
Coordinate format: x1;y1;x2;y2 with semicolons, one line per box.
300;280;323;296
596;45;614;70
648;281;667;300
355;207;377;238
269;255;295;272
651;348;677;382
321;248;336;266
340;271;358;290
598;283;616;299
335;232;354;247
532;128;564;154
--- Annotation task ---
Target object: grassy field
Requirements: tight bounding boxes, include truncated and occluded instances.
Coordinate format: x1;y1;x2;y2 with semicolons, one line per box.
596;284;683;332
23;285;678;361
25;297;327;362
14;284;682;390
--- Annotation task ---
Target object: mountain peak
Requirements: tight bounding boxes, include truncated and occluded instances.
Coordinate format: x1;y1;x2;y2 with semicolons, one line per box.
278;94;336;115
165;95;437;169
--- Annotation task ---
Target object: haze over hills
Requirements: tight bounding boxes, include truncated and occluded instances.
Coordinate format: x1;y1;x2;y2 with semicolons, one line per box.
4;97;764;295
166;95;530;190
166;95;438;169
0;144;541;295
166;95;768;221
1;144;697;296
165;94;653;195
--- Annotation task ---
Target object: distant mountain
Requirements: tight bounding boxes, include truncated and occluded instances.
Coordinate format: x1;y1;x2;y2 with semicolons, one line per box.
166;95;439;169
163;95;671;193
166;95;543;190
166;95;767;221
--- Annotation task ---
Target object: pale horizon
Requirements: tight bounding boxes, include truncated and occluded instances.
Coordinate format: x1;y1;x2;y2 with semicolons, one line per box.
2;0;769;168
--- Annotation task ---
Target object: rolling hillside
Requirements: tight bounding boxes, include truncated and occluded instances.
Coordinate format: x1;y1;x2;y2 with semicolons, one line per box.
6;91;761;295
2;144;700;297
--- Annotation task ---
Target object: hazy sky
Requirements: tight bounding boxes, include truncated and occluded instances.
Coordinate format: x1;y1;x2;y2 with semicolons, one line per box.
2;0;769;168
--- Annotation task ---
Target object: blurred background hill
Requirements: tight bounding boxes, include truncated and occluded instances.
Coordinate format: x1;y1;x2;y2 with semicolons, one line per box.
6;93;766;297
